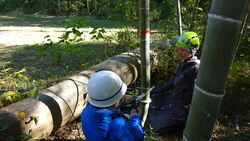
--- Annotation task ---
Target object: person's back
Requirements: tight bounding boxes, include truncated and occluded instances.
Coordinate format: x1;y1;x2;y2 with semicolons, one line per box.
81;70;144;141
81;104;143;141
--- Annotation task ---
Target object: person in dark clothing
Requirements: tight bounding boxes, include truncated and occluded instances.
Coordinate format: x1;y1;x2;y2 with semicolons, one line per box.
149;31;200;133
81;70;144;141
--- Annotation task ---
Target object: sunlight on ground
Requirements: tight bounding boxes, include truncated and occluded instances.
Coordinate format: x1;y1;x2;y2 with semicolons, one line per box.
0;26;127;47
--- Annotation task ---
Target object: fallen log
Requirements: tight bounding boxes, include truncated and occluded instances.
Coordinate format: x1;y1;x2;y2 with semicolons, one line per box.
0;50;141;140
0;38;169;140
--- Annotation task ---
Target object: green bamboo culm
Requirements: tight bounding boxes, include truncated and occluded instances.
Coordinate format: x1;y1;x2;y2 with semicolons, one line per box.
182;0;249;141
139;0;151;126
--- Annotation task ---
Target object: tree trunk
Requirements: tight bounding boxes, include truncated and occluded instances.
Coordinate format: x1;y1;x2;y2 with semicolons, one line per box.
139;0;151;126
182;0;249;141
0;50;142;139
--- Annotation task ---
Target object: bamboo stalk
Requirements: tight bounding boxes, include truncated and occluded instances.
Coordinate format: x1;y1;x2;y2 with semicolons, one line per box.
182;0;249;141
86;0;90;15
176;0;182;35
139;0;151;126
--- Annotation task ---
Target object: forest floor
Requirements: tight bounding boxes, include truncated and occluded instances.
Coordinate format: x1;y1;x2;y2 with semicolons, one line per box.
0;14;249;141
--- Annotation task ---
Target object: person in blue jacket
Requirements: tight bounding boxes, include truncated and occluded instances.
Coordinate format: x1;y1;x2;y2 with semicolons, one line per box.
81;70;144;141
149;32;200;133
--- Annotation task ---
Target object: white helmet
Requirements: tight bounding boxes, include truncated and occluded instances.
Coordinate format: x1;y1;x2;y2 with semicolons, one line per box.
87;70;127;107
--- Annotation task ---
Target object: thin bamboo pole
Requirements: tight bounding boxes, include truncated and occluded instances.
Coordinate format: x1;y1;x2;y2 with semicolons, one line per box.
139;0;151;126
182;0;249;141
86;0;90;15
235;1;250;54
176;0;182;35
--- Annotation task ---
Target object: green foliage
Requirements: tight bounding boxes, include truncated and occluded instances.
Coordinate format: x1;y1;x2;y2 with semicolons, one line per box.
222;60;250;116
40;17;95;65
0;0;88;16
235;27;250;61
115;28;139;51
90;28;106;40
150;0;176;21
0;67;30;108
106;28;139;57
180;0;212;44
151;39;179;85
31;87;40;99
89;0;138;23
0;67;29;90
88;26;139;57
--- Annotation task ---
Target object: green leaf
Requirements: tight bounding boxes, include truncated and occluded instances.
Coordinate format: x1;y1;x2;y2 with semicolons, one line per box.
89;30;97;34
17;68;27;73
0;91;17;101
13;73;28;80
30;115;39;119
194;7;203;11
44;35;50;38
2;68;12;72
31;87;40;99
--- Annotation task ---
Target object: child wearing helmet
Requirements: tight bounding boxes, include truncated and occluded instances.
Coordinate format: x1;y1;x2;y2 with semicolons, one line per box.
149;32;200;133
81;70;144;141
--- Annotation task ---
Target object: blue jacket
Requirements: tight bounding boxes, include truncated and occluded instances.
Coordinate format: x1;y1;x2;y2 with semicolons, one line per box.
81;104;144;141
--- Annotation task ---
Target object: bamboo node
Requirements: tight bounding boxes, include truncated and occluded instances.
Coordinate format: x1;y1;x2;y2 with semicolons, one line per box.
208;13;242;24
195;84;224;98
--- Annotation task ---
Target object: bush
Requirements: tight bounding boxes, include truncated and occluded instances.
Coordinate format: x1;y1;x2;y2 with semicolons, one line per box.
222;60;250;117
